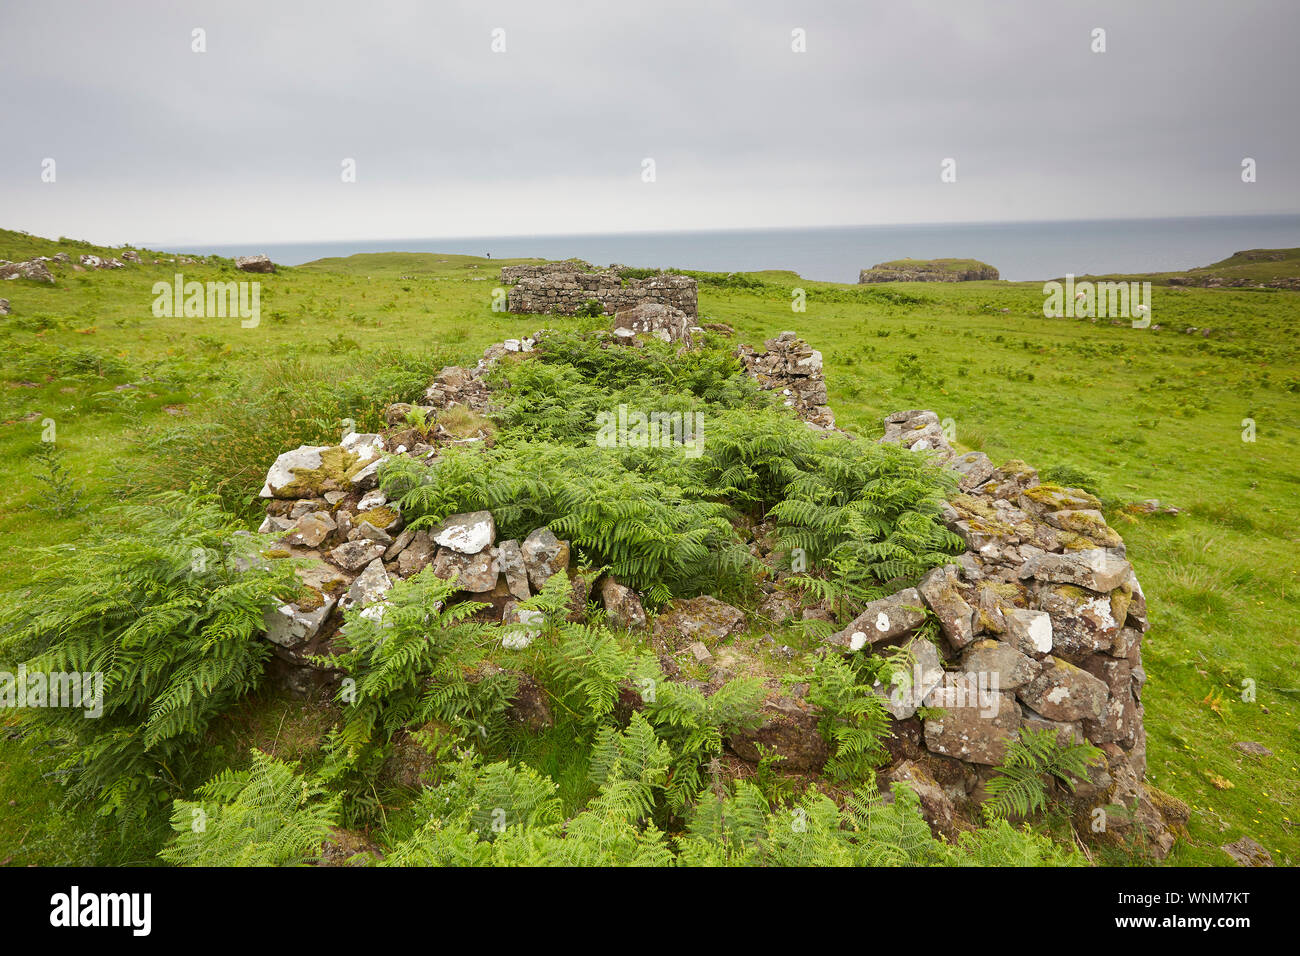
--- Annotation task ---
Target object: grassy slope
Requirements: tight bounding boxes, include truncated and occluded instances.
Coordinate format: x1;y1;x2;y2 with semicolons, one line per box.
1058;247;1300;286
1;237;1297;866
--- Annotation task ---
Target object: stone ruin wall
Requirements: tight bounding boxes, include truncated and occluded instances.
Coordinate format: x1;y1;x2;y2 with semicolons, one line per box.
247;320;1181;855
501;262;698;318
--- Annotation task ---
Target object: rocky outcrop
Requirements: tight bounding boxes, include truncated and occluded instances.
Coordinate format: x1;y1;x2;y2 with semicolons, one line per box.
235;254;276;273
0;259;55;283
859;259;999;283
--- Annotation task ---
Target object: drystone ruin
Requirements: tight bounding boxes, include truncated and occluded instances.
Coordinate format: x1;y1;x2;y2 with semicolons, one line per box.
501;260;697;317
249;306;1182;856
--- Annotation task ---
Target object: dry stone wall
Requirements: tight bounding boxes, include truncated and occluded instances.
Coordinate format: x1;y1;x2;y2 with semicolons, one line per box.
502;262;697;317
737;331;834;429
247;318;1179;855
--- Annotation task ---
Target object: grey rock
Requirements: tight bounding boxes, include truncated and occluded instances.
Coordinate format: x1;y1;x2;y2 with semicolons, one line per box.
1002;607;1054;656
961;638;1041;690
520;526;570;591
599;576;647;630
432;546;499;592
259;445;332;498
827;587;926;650
328;539;386;571
1018;547;1132;593
263;597;335;649
496;539;531;600
1016;656;1109;722
283;511;336;548
343;558;392;609
917;564;977;649
923;679;1021;765
235;254;275;273
872;637;944;719
430;510;495;555
395;530;435;575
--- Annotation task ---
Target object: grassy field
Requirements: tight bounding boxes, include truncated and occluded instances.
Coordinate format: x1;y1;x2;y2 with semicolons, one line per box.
1;229;1297;866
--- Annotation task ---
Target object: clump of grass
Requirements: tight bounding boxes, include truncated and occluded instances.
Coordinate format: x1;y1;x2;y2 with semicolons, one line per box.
132;348;448;518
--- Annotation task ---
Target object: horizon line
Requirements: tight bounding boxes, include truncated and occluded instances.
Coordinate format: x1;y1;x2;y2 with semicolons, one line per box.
136;211;1300;253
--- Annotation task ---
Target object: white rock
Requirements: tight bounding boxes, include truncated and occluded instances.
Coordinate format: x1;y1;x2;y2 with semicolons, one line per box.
259;445;331;498
433;510;496;555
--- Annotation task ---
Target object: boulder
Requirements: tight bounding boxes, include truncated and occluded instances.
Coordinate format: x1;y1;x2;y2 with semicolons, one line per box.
961;638;1041;690
917;565;977;649
947;451;997;491
923;678;1021;765
827;587;925;650
1033;583;1122;658
1020;548;1131;593
501;605;545;649
282;511;336;548
263;597;336;649
872;637;945;719
432;546;499;593
599;576;647;630
235;254;275;273
1002;607;1054;656
342;558;392;610
496;539;531;600
520;526;570;590
259;445;333;499
395;530;435;576
328;539;387;572
431;510;495;555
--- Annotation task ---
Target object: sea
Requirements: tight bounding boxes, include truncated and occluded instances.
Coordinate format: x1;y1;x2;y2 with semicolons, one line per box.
197;214;1300;284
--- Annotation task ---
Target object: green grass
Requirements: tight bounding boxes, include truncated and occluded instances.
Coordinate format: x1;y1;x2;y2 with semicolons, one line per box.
2;229;1298;866
869;257;998;274
1059;247;1300;287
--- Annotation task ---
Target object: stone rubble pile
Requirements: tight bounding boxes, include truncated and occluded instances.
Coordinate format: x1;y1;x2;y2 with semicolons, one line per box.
0;249;178;284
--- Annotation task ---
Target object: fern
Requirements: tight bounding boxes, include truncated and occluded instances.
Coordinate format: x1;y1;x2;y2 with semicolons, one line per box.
0;492;299;823
983;728;1104;822
799;653;893;782
159;750;339;866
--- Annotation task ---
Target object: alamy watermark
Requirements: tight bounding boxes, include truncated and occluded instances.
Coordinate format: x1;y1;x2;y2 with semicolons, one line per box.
152;273;260;328
1;665;103;718
595;404;705;457
1043;274;1151;326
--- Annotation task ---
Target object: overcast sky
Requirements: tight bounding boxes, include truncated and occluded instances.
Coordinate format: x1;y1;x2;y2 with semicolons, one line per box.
2;0;1296;246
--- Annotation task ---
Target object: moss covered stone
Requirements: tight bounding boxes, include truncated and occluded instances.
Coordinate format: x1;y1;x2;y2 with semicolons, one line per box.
355;506;399;530
276;445;364;499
